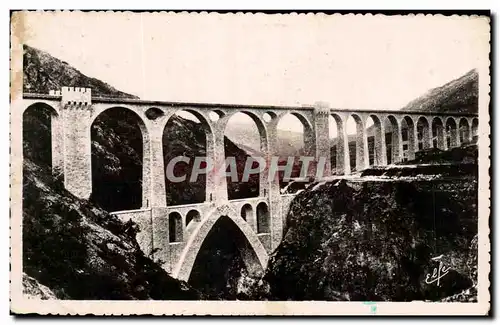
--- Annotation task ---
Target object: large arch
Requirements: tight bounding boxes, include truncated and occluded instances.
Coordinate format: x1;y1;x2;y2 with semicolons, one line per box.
163;109;215;205
345;114;366;171
90;106;149;212
401;116;416;161
416;116;431;151
445;117;459;148
173;204;268;283
367;114;384;166
329;114;346;174
459;118;471;144
275;111;315;186
222;110;268;200
472;118;479;143
384;115;401;164
22;102;62;175
431;117;445;150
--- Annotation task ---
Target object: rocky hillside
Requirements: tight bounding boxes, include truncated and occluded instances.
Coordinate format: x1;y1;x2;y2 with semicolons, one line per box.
264;145;478;301
23;44;138;98
23;157;203;299
402;69;478;114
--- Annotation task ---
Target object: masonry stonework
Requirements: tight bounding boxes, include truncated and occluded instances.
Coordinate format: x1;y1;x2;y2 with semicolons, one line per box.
20;87;478;282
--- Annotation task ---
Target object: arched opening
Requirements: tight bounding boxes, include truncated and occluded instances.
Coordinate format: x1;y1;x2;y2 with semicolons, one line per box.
186;210;201;227
432;117;445;150
365;115;384;166
188;215;263;299
417;117;431;151
256;202;270;234
345;114;365;172
472;118;479;143
459;118;470;144
241;204;252;221
22;103;59;174
401;116;415;162
163;110;210;206
90;107;146;212
169;212;183;242
384;115;401;164
445;118;458;148
224;112;265;200
276;113;313;187
328;114;342;173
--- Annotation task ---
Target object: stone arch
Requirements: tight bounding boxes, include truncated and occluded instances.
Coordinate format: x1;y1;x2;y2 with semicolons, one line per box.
329;113;346;174
90;106;150;212
459;118;470;144
163;109;215;205
431;117;445;149
222;110;269;200
384;115;401;164
224;110;268;152
416;116;431;151
445;117;459;148
277;111;315;154
345;114;366;171
173;205;268;282
472;118;479;143
367;114;384;166
169;211;183;243
274;111;316;185
22;102;62;175
401;116;416;161
256;202;270;234
186;209;201;227
241;203;253;221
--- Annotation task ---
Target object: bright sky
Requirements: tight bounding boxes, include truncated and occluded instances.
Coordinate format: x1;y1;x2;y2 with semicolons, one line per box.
21;12;488;136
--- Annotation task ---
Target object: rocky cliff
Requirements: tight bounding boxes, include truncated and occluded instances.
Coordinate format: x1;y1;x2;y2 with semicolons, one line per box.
23;157;203;299
264;145;478;301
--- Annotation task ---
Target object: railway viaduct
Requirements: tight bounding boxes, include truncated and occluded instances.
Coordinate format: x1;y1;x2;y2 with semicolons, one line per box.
13;87;479;281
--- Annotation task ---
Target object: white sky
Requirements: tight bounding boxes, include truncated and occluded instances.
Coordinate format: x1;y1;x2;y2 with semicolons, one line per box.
22;12;489;135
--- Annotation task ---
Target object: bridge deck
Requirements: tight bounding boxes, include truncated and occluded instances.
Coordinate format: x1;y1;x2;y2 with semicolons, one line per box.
22;92;478;117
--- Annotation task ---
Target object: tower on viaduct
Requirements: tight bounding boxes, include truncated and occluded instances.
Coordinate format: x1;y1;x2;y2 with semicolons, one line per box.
13;86;479;282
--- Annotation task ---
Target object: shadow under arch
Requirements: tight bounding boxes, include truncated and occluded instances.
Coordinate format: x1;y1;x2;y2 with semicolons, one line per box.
173;205;268;285
90;106;150;212
22;102;60;172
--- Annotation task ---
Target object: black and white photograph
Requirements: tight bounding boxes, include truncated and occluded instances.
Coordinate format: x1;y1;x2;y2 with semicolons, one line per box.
9;10;490;315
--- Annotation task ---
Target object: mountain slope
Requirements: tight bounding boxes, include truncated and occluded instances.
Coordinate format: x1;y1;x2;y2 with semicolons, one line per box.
402;69;478;114
23;44;138;98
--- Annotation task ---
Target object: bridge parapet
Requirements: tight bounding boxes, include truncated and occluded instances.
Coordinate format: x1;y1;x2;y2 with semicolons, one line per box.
62;86;92;106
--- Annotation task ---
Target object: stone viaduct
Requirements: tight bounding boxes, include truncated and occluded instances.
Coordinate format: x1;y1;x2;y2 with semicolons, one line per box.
13;87;479;282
